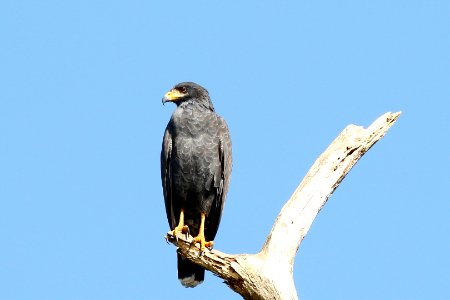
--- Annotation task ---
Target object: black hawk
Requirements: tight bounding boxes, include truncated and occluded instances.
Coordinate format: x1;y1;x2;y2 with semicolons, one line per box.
161;82;232;287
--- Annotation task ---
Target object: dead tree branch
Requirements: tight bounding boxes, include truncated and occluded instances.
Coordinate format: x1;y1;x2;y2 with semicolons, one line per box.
166;111;401;300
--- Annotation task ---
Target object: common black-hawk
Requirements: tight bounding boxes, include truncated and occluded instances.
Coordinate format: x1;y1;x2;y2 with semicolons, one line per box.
161;82;232;287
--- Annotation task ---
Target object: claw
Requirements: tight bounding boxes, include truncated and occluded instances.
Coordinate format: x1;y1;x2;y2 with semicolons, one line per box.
206;241;214;251
170;225;189;243
184;226;190;239
169;209;190;243
191;235;214;255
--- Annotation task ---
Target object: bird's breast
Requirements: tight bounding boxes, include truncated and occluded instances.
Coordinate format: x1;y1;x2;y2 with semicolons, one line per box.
170;108;221;190
172;107;218;138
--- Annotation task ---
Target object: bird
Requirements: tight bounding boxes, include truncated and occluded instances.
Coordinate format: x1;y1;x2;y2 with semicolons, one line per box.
160;82;232;287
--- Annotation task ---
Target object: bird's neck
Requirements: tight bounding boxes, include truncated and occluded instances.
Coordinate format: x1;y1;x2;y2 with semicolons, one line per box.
178;98;215;112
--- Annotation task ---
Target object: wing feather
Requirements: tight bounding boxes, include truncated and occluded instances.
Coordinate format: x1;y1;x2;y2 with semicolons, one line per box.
161;124;177;229
206;117;232;240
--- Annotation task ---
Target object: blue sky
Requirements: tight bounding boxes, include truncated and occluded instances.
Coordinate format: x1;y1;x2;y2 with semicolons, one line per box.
1;1;449;299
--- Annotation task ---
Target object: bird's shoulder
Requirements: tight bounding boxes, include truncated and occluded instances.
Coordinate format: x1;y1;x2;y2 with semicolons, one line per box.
215;114;231;140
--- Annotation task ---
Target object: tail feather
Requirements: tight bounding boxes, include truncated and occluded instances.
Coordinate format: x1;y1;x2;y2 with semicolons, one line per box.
177;253;204;287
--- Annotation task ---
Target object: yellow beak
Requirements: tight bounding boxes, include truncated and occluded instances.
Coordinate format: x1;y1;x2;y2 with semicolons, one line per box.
162;89;185;103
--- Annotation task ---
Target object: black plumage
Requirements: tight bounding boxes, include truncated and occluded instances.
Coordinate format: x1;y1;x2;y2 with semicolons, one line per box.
161;82;232;287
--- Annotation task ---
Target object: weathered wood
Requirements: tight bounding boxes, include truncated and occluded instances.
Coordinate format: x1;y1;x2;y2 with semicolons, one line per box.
166;111;401;300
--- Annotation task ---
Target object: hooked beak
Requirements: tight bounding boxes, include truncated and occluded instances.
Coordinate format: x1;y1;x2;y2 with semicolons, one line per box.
162;89;185;104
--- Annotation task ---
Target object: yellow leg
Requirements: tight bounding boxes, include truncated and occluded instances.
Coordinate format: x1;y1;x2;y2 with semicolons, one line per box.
192;212;214;252
170;208;189;237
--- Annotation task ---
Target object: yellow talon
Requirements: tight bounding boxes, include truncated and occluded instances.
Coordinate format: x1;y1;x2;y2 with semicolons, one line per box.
170;224;189;236
170;209;189;238
191;213;214;252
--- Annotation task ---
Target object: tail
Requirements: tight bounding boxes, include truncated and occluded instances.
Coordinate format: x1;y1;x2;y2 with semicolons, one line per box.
177;253;204;287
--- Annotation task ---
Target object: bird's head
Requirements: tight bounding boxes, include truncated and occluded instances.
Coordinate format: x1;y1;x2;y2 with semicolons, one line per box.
162;82;214;110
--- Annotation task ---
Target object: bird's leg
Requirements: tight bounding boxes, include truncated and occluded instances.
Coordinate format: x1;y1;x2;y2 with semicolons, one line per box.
170;209;189;240
191;212;213;253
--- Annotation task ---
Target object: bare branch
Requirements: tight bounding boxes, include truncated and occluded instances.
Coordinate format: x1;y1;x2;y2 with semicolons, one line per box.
260;111;401;264
165;111;401;300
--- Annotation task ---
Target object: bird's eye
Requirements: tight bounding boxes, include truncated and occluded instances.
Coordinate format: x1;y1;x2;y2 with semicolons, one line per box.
178;87;187;93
